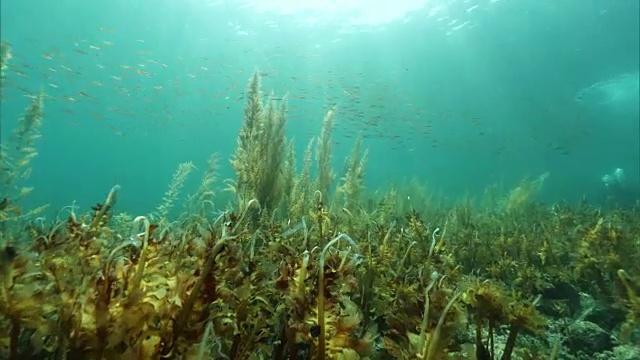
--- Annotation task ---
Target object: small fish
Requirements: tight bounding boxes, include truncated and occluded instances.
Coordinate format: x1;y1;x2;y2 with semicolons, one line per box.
0;197;9;211
0;244;18;267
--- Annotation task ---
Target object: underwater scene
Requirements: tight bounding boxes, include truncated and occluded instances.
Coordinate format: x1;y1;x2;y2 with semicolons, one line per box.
0;0;639;359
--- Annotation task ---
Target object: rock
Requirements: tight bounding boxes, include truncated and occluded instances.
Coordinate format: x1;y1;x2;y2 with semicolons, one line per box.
564;320;614;355
585;302;627;332
594;345;640;360
540;281;581;316
612;344;640;360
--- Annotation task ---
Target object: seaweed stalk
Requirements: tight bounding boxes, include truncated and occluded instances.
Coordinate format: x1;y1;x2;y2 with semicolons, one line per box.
424;292;461;360
128;215;150;297
417;279;437;354
89;185;120;230
317;233;359;359
164;232;235;355
9;316;19;360
196;320;214;360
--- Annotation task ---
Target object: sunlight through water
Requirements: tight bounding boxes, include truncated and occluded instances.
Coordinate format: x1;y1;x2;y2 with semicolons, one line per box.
242;0;432;26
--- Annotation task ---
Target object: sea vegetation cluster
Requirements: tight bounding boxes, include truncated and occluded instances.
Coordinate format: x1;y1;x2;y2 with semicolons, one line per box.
1;41;639;360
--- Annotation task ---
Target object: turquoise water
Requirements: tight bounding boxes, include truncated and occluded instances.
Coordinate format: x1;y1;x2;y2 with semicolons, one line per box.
1;0;638;217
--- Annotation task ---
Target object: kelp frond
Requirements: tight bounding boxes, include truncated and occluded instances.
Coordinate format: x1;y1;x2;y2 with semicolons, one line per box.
230;70;289;211
336;135;368;211
314;108;336;201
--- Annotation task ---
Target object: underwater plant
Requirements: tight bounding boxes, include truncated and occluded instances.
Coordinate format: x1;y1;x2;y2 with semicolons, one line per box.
0;42;48;233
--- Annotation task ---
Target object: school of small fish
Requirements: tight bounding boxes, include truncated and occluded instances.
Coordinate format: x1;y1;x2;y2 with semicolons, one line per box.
0;0;589;159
